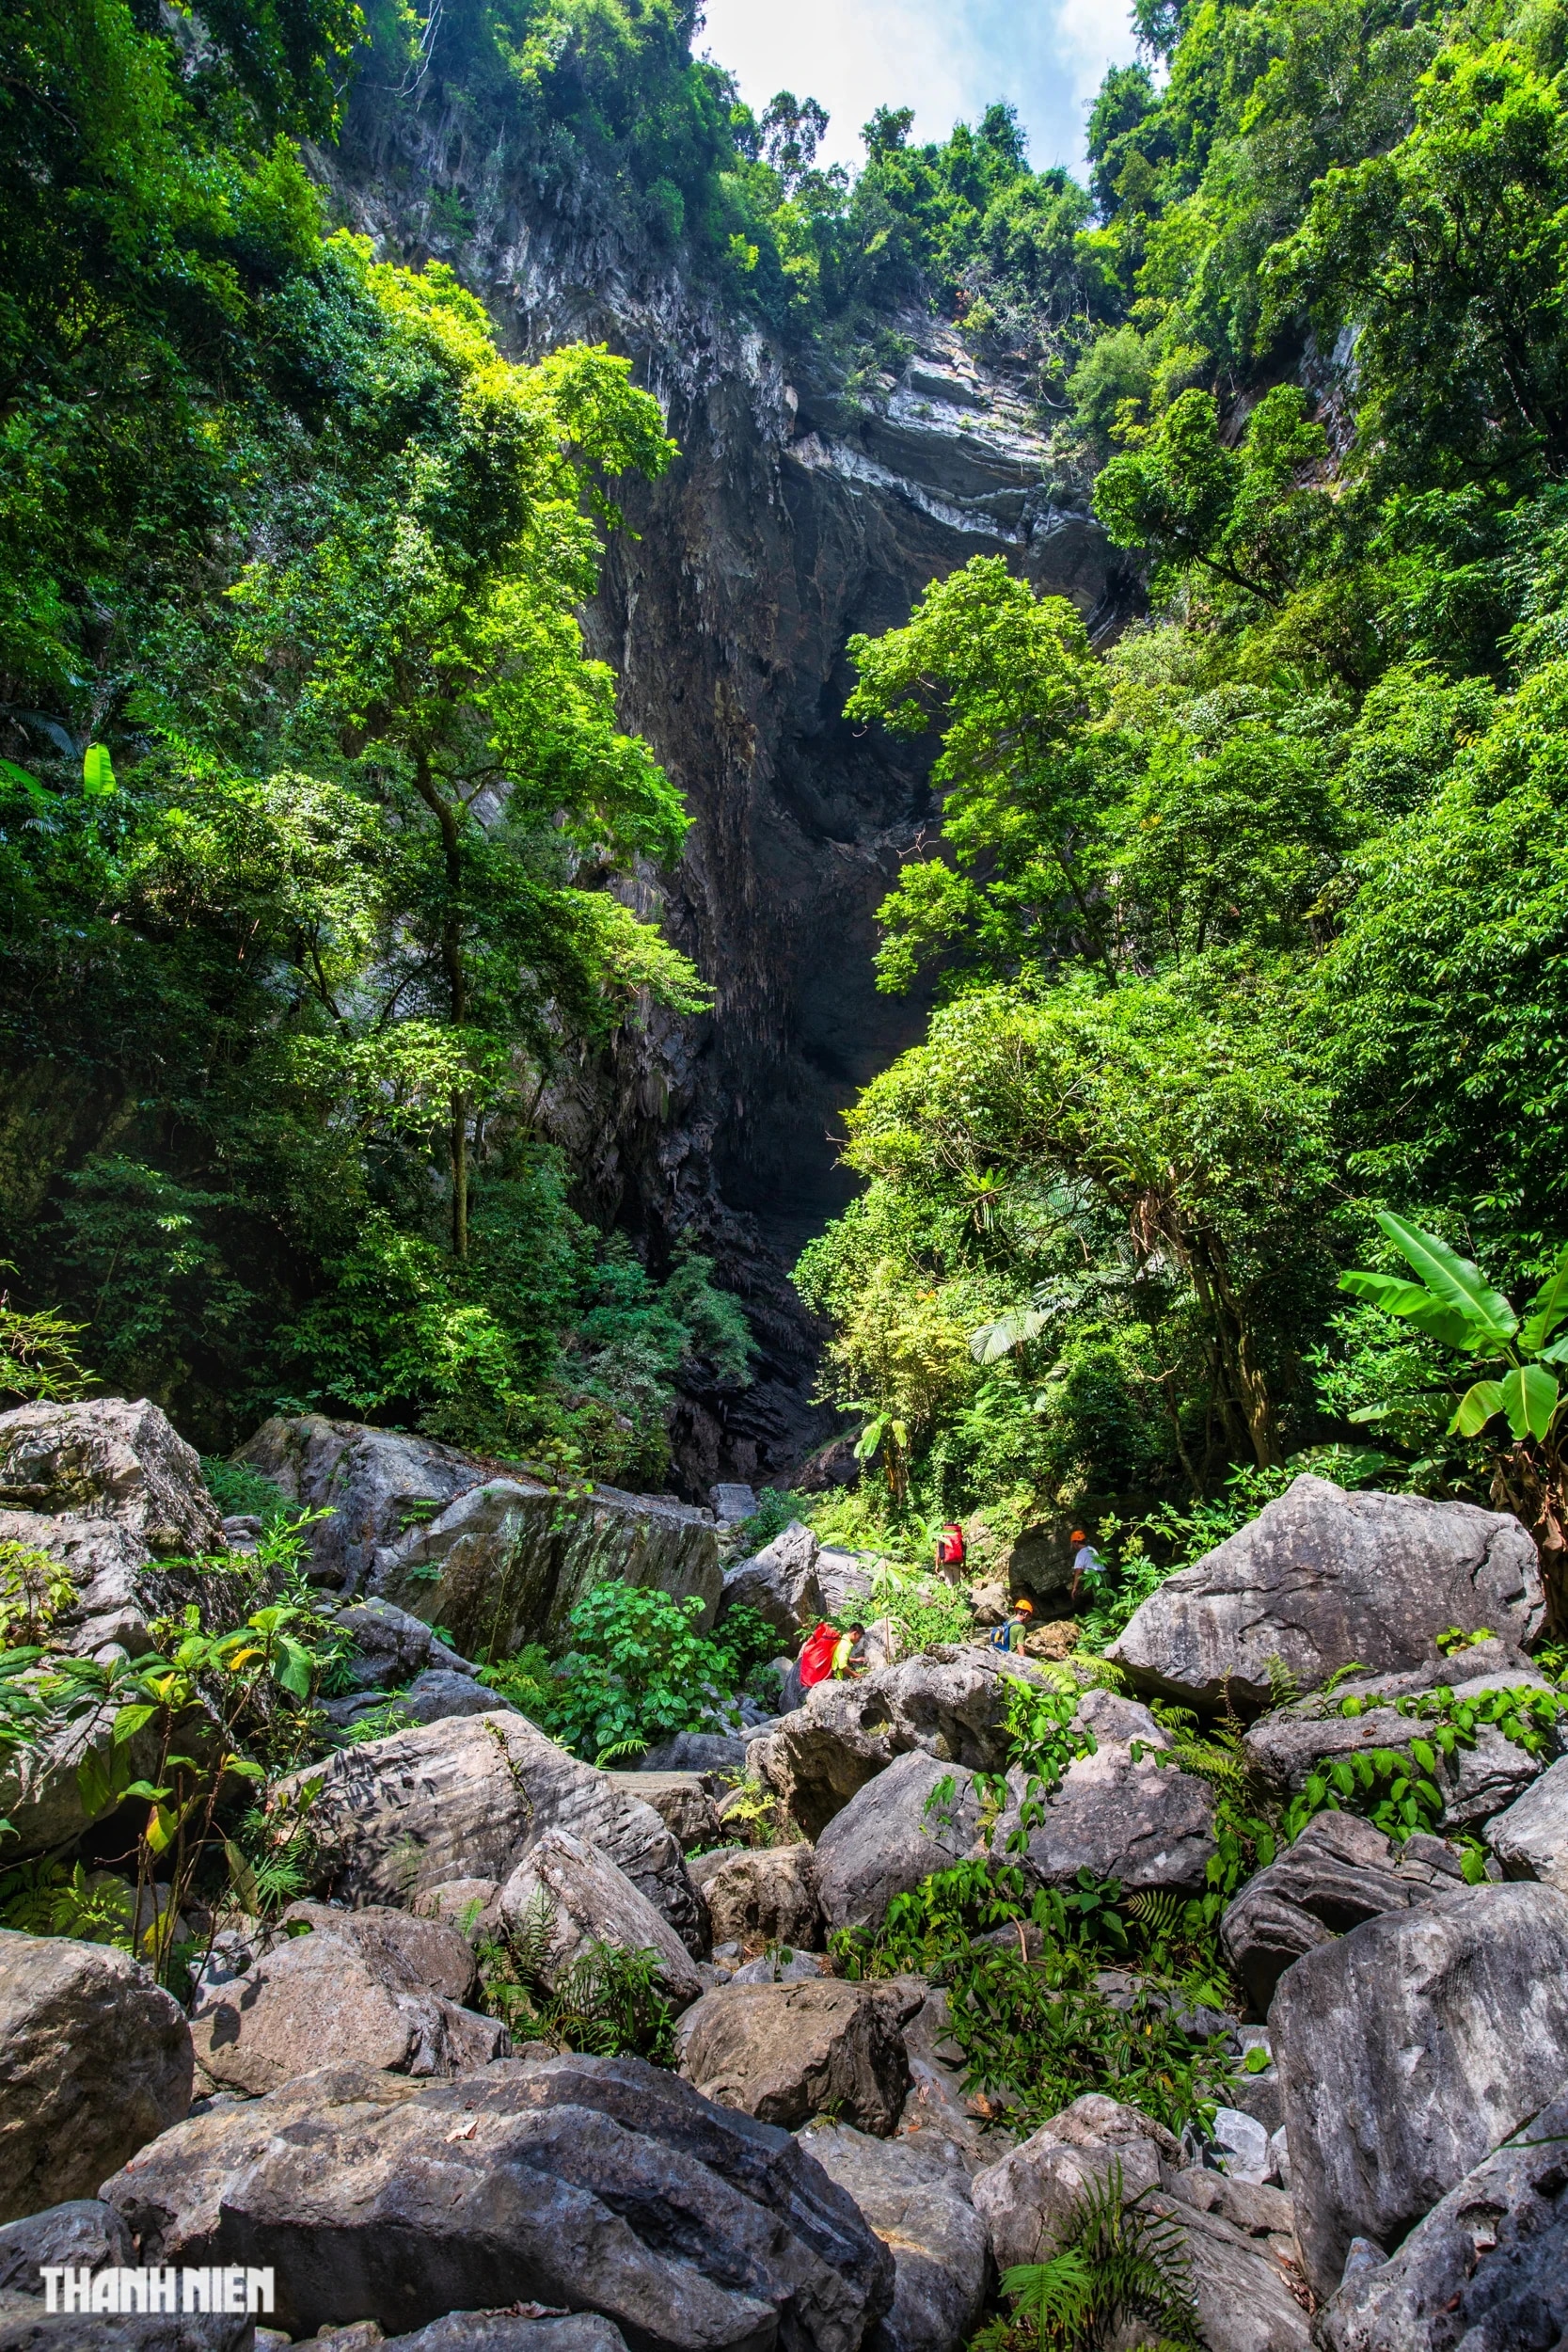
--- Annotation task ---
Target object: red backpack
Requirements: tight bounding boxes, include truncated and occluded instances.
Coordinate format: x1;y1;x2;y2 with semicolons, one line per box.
798;1622;839;1689
937;1524;966;1569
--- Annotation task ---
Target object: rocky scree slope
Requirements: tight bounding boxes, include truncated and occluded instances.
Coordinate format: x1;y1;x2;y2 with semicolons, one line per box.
314;89;1133;1491
0;1413;1565;2348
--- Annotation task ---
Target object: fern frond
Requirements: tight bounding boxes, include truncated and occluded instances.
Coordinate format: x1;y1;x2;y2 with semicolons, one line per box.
1126;1889;1184;1946
508;1886;558;1991
1263;1652;1301;1711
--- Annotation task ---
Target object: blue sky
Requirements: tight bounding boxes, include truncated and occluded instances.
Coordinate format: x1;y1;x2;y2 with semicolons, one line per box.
696;0;1140;178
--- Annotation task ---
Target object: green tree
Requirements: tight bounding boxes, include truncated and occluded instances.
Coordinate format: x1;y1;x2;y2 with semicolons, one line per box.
1267;41;1568;489
844;556;1111;990
1094;385;1334;613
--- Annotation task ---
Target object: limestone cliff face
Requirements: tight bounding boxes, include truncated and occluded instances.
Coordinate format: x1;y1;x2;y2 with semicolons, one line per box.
323;93;1136;1491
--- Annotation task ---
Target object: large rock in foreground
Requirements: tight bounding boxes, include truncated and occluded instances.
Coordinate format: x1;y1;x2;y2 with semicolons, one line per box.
676;1979;924;2137
103;2055;894;2351
1315;2082;1568;2351
1111;1476;1544;1710
0;1930;192;2222
797;2124;989;2352
0;1397;225;1657
1271;1883;1568;2299
274;1711;703;1954
238;1416;721;1645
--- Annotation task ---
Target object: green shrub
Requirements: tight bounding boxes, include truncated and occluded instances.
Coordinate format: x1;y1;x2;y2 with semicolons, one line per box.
501;1581;744;1763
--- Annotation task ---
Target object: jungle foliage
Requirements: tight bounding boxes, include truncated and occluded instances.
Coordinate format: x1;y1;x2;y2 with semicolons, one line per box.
0;0;754;1477
787;0;1568;1604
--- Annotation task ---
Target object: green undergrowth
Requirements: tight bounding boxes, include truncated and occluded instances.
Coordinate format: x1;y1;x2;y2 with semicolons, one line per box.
475;1891;677;2063
1279;1675;1567;1851
478;1581;780;1763
833;1857;1237;2138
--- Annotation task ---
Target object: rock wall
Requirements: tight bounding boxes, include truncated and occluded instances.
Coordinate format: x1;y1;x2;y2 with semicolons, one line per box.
319;88;1136;1488
238;1413;721;1655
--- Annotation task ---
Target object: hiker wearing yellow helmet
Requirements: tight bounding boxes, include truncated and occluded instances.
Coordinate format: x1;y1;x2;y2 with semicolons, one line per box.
990;1596;1034;1652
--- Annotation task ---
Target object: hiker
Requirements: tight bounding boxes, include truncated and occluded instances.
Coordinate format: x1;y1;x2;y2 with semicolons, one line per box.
935;1521;966;1574
1069;1528;1106;1601
990;1597;1034;1651
832;1620;868;1678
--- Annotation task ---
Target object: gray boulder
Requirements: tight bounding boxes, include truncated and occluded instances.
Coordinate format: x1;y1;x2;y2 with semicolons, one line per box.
1315;2081;1568;2350
273;1711;703;1955
1111;1475;1544;1710
278;1902;479;2001
498;1829;705;2009
752;1648;1040;1839
971;2095;1180;2271
896;1990;998;2170
237;1415;721;1643
676;1979;925;2137
0;1397;225;1660
696;1846;823;1952
1220;1812;1466;2014
999;1689;1217;1899
637;1735;752;1776
325;1601;483;1693
1243;1662;1559;1835
0;1930;192;2223
797;2124;989;2352
102;2054;895;2350
1270;1883;1568;2299
0;2199;134;2284
606;1772;724;1853
386;2321;627;2352
190;1906;502;2094
373;1478;721;1658
234;1415;481;1592
709;1486;756;1529
1146;2189;1311;2352
1486;1751;1568;1888
719;1523;873;1645
816;1755;982;1934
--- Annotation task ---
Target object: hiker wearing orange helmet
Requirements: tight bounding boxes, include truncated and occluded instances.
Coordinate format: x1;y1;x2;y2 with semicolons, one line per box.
1070;1527;1106;1601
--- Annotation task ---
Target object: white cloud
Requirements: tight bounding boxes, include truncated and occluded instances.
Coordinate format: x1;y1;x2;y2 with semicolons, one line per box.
696;0;1137;176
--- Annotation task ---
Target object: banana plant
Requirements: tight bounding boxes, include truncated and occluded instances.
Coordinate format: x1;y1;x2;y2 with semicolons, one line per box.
846;1399;911;1501
1339;1210;1568;1445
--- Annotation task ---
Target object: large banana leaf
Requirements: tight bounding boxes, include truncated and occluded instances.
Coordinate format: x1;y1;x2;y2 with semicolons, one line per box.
1449;1379;1505;1437
1375;1211;1518;1343
1519;1240;1568;1354
1338;1268;1482;1352
1501;1362;1560;1442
